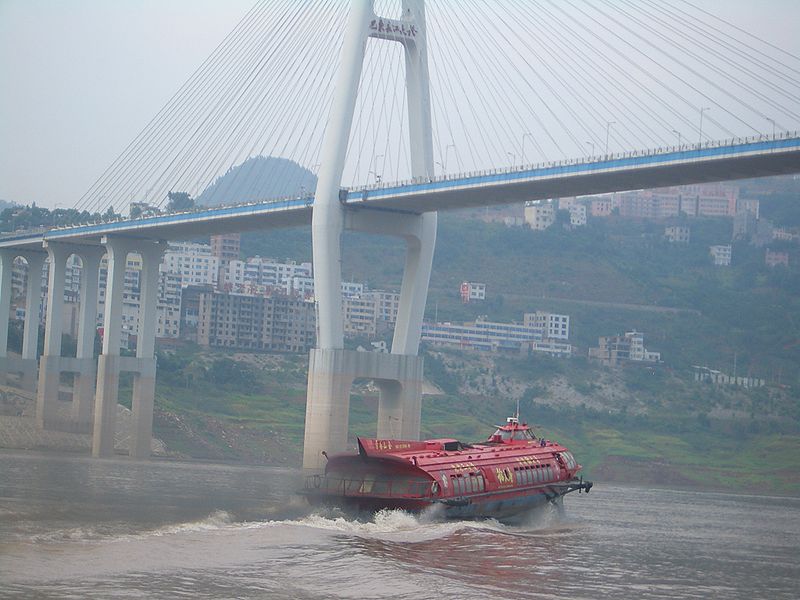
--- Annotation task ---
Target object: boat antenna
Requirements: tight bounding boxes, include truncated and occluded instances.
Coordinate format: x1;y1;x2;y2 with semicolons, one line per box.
515;397;520;420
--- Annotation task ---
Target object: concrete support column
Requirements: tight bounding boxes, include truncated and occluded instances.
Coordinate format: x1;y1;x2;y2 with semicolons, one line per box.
376;377;422;440
36;243;70;428
21;254;44;359
311;0;373;351
130;242;165;459
303;349;355;471
0;251;14;359
72;248;104;426
391;211;436;356
19;252;45;391
92;237;132;457
303;349;423;471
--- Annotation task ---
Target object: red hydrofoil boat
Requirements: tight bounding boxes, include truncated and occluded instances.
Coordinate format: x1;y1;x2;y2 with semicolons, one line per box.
302;416;593;520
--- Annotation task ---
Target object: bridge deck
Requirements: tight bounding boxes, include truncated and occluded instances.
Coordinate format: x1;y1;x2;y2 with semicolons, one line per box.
2;135;799;251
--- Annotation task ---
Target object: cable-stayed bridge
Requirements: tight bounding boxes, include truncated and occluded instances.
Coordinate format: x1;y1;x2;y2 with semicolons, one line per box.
1;0;799;466
2;134;798;248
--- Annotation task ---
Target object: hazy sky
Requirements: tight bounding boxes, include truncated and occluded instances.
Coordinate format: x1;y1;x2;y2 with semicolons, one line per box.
1;0;799;209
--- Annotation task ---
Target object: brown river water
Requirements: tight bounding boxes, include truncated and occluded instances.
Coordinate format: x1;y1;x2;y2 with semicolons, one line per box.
1;450;798;599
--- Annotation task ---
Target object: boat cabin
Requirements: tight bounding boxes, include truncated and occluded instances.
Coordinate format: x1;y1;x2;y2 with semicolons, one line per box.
487;416;537;444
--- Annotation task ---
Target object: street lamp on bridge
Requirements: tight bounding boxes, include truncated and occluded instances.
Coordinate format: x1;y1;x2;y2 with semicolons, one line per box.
605;121;616;154
699;107;711;144
766;117;776;138
521;132;533;164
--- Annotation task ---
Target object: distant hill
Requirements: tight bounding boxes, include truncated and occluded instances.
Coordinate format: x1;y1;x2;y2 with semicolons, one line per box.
197;156;316;206
0;199;16;211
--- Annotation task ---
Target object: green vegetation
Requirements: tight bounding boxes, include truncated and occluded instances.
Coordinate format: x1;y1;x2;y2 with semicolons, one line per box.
148;342;800;495
242;199;800;386
0;203;121;232
219;183;800;492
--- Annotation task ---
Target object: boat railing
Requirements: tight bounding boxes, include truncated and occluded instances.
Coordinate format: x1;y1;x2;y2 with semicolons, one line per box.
304;475;435;499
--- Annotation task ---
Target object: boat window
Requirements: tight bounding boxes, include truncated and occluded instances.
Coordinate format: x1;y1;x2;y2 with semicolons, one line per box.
525;468;532;485
359;477;375;493
372;480;390;494
491;428;515;441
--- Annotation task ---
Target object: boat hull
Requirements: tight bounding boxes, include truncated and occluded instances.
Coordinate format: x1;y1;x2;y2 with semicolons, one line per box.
302;480;589;521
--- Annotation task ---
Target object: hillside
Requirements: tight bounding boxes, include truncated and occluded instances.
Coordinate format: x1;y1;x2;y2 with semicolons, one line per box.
197;156;316;206
241;201;800;384
143;344;800;495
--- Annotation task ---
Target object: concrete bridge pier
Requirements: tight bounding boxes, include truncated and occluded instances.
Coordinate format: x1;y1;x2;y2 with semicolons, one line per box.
129;241;164;459
71;247;104;426
0;250;44;392
19;252;45;391
0;251;15;388
302;349;424;471
303;0;435;470
92;237;164;458
36;242;70;429
36;243;103;432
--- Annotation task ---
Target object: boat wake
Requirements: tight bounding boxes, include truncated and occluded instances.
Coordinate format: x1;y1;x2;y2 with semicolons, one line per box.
256;500;580;542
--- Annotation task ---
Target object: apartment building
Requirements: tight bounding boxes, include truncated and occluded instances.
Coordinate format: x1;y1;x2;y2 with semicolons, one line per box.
162;242;219;288
460;281;486;303
524;200;556;230
589;330;661;366
197;290;315;353
665;226;690;244
765;249;789;268
224;257;313;293
709;245;732;266
523;311;570;341
421;318;572;356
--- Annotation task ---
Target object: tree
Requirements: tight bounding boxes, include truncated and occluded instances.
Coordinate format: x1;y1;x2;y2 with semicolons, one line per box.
167;191;195;213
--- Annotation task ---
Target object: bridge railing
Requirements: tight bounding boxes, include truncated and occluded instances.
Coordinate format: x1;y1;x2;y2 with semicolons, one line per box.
6;130;799;240
350;129;800;194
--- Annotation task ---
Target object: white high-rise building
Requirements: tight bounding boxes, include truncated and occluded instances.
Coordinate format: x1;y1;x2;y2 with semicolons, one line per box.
523;311;570;341
162;242;219;288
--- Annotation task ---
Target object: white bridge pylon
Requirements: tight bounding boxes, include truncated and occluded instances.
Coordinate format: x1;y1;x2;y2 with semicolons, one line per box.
303;0;436;470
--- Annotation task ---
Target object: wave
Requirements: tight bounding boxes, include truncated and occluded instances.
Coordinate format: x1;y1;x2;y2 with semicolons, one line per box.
17;499;578;546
